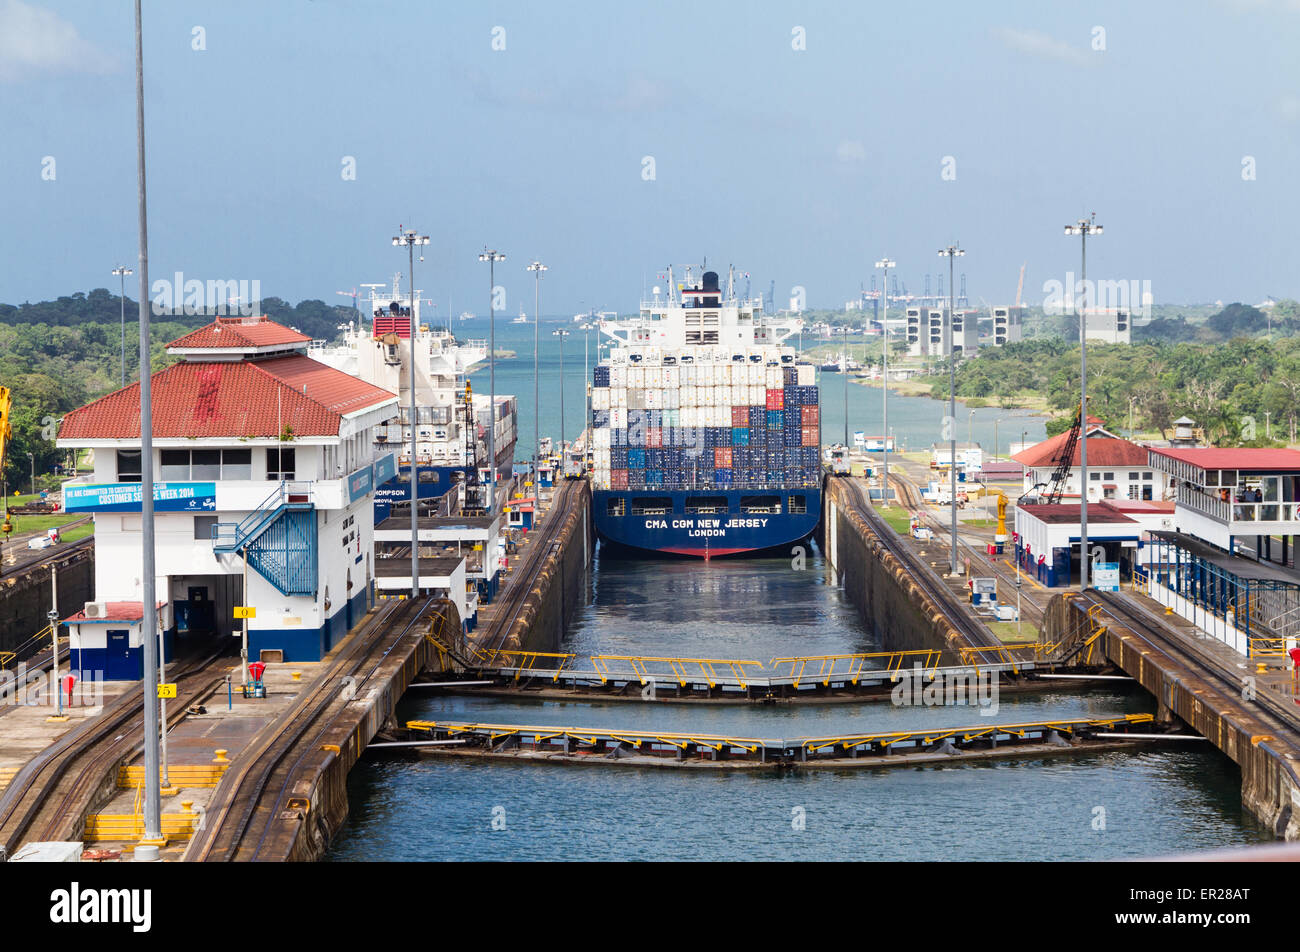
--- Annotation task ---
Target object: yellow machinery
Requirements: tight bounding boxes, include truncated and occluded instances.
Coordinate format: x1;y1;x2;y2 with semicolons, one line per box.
0;386;11;562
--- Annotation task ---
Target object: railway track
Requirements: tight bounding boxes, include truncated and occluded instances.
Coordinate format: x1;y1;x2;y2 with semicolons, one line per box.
480;478;584;657
838;475;1000;653
0;646;231;857
1086;590;1300;751
186;596;432;862
1;531;94;578
886;472;1046;628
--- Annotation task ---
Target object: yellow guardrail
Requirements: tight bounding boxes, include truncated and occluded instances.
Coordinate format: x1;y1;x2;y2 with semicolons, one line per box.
767;649;942;687
1248;637;1295;661
956;641;1063;673
791;714;1157;755
0;651;13;670
590;655;765;689
408;720;767;752
474;649;578;682
409;713;1158;758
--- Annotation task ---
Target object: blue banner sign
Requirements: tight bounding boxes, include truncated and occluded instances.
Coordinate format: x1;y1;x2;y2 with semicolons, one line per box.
347;465;374;503
65;482;217;513
371;452;397;488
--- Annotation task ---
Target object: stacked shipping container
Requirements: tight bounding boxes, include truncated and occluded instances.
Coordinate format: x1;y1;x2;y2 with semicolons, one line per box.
589;357;820;491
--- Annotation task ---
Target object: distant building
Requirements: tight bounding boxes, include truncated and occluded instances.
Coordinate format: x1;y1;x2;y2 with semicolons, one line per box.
906;306;978;358
1082;308;1131;344
990;306;1024;346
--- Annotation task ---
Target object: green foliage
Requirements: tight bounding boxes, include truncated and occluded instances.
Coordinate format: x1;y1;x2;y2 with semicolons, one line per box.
949;333;1300;447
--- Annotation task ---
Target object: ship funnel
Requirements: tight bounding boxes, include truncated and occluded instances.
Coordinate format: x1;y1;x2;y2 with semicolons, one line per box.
702;271;720;293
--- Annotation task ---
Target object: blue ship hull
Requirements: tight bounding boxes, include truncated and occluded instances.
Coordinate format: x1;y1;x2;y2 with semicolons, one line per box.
592;487;821;558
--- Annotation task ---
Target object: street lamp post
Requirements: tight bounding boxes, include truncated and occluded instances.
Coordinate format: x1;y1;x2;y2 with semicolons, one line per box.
131;0;163;857
527;262;547;514
968;409;975;453
553;328;570;453
479;250;506;514
27;452;34;496
581;323;596;454
394;227;429;598
1065;216;1102;591
875;258;895;502
112;266;133;387
842;322;849;449
939;244;965;575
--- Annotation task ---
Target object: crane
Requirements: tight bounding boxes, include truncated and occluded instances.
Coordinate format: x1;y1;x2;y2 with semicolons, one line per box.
1019;403;1083;505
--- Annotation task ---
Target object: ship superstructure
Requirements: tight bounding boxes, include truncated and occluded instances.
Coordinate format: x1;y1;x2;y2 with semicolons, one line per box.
309;277;517;516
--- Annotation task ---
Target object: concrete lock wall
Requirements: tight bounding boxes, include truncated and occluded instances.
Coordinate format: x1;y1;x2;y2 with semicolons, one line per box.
497;483;594;655
1046;593;1300;840
821;479;964;653
0;547;94;657
282;598;464;862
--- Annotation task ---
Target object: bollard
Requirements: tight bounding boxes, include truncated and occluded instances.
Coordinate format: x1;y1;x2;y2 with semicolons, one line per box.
291;671;302;682
213;748;228;763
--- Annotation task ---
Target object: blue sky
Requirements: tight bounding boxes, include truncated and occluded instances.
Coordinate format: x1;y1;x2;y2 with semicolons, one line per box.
2;0;1298;314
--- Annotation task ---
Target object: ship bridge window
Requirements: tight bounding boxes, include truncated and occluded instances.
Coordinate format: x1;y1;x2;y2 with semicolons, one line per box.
606;497;626;517
740;495;782;515
630;496;671;516
686;496;729;514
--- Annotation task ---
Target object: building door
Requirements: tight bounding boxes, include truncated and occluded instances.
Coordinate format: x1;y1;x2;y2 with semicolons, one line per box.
106;629;134;680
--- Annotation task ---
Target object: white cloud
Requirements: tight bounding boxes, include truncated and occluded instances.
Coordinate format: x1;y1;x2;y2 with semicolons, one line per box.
0;0;117;82
992;27;1092;67
835;140;867;163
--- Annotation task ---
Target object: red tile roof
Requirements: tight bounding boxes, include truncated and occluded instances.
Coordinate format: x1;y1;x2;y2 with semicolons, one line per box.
1148;447;1300;472
1013;433;1148;468
59;356;395;441
167;316;311;350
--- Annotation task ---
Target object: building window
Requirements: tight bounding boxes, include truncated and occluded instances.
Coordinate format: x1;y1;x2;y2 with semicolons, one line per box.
190;449;221;480
161;448;253;481
1128;472;1139;481
267;447;296;480
1142;471;1152;481
160;449;190;481
1089;472;1100;481
116;449;142;483
222;448;252;479
193;515;218;540
1103;472;1115;481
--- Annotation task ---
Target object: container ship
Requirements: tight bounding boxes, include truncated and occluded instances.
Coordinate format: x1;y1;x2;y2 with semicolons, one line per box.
587;266;822;557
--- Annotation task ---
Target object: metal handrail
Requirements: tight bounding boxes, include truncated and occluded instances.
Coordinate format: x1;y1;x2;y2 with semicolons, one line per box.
212;480;313;548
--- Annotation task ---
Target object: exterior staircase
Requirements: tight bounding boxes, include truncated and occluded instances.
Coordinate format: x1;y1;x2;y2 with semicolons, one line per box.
212;481;317;596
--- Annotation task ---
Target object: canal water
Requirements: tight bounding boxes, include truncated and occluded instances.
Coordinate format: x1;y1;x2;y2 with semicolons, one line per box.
328;546;1273;861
